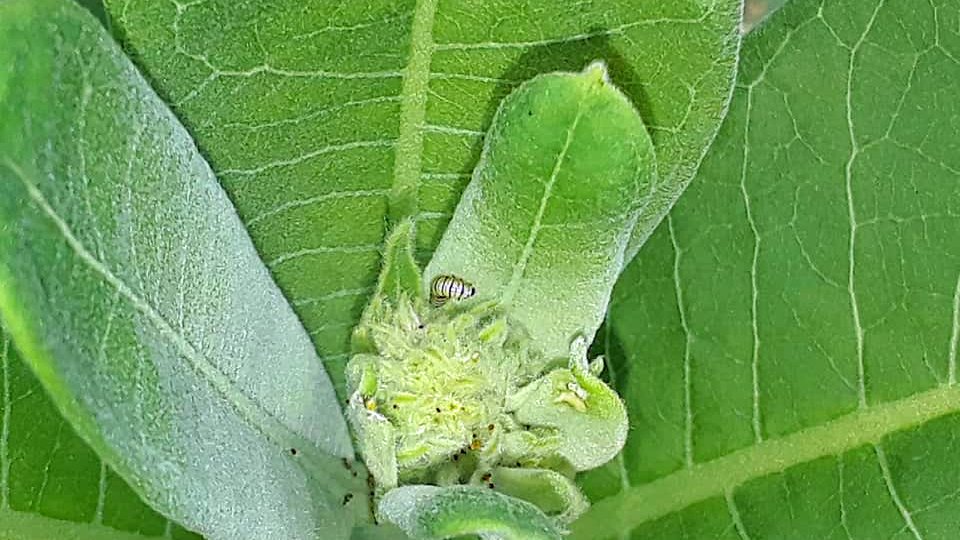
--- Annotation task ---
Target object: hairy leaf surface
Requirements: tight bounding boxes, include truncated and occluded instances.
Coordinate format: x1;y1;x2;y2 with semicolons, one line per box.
0;2;361;538
426;63;656;359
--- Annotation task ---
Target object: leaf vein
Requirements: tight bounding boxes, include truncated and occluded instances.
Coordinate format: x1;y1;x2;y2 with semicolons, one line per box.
668;216;696;468
875;444;926;540
949;273;960;385
725;491;753;540
844;0;887;409
218;139;396;177
502;89;587;304
247;189;391;226
267;244;382;268
388;0;439;223
571;383;960;539
432;14;714;51
0;333;9;509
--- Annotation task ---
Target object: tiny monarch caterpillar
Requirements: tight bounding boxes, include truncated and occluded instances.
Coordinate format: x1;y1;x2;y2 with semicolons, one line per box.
430;274;476;306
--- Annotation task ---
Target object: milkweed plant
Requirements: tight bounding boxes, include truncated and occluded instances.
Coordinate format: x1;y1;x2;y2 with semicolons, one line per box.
345;63;651;538
0;1;733;539
6;1;956;539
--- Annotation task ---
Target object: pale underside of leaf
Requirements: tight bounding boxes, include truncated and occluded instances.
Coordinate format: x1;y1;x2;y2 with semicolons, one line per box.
0;2;361;538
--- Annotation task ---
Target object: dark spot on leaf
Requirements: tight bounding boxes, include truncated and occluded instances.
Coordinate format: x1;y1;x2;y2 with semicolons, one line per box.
488;483;495;489
342;493;354;505
289;448;297;456
435;407;441;413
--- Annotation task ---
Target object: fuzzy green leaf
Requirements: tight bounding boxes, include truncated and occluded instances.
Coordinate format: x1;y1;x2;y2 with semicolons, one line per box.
375;220;423;307
379;485;562;540
574;0;960;537
508;366;627;472
425;63;655;360
102;0;743;394
0;2;364;538
490;466;590;525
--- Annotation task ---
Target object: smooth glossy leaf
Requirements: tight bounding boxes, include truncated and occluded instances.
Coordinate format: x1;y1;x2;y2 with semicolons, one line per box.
0;326;200;540
574;0;960;537
102;0;743;394
0;2;363;539
424;63;655;360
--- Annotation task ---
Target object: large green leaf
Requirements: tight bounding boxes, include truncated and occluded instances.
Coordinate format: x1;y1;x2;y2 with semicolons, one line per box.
0;326;200;540
102;0;743;394
0;2;363;539
574;0;960;537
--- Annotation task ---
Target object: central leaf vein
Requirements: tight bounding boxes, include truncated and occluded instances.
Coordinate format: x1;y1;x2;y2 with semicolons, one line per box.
389;0;439;223
502;93;587;304
571;382;960;539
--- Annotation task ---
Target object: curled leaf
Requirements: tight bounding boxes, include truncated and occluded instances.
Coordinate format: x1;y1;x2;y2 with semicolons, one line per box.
378;485;562;540
483;466;589;525
425;61;657;360
507;368;627;471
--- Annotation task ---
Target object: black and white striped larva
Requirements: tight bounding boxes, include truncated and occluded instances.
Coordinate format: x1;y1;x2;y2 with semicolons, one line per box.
430;274;476;307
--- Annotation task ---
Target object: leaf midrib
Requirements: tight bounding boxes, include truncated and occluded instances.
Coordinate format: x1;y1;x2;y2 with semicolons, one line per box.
389;0;439;223
570;383;960;539
502;87;588;304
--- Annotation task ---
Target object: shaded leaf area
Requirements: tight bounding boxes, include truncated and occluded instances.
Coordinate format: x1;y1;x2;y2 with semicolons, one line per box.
0;328;200;540
575;0;960;537
103;0;742;395
0;2;362;539
73;0;108;25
